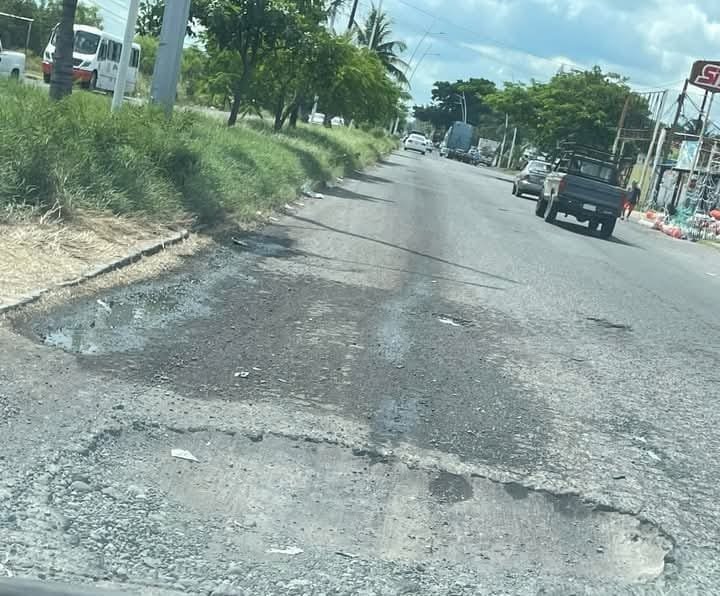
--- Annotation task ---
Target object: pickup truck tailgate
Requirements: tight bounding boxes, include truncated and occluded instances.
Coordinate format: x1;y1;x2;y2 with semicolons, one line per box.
563;175;624;211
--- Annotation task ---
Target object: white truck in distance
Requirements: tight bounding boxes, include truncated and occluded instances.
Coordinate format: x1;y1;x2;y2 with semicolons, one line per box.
0;37;25;79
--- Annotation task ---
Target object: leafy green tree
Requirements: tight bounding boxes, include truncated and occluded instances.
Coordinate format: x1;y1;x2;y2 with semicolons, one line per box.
134;35;158;77
320;42;402;125
136;0;164;37
195;0;301;126
413;78;497;131
486;67;649;152
355;5;408;85
180;46;208;100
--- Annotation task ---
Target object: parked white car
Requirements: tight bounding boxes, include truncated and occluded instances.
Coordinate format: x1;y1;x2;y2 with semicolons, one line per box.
404;133;427;155
0;37;25;80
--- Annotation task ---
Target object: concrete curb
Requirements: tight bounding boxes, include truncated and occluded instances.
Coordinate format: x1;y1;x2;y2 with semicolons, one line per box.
0;229;189;316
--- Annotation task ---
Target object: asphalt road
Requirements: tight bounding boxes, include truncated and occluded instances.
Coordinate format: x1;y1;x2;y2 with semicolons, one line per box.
2;151;720;595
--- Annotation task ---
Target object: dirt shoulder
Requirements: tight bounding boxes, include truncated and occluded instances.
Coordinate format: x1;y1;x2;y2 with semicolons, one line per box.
0;215;199;310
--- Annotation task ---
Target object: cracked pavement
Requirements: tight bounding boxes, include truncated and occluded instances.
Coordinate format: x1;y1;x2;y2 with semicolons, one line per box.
1;152;720;594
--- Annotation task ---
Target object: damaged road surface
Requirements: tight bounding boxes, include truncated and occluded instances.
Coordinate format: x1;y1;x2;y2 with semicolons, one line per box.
2;153;720;594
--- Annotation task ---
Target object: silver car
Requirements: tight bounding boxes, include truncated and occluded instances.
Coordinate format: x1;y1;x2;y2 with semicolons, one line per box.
512;160;552;198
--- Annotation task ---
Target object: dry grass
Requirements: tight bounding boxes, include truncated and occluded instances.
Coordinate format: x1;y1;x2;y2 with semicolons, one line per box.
0;214;192;306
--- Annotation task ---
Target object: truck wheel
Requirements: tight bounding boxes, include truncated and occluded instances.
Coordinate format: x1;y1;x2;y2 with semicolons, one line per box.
588;220;599;235
598;218;616;239
11;69;20;80
43;72;51;84
535;194;547;217
544;194;557;223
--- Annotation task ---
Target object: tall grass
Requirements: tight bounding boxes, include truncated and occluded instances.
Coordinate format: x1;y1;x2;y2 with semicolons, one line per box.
0;81;396;223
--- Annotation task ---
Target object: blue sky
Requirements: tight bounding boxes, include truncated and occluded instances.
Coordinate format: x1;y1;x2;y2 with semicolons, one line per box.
96;0;719;110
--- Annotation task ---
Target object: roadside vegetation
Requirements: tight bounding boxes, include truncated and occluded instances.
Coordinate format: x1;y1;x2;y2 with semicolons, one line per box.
0;81;395;224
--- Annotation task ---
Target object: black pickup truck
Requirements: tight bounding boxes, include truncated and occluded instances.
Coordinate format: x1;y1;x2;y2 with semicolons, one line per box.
535;145;628;239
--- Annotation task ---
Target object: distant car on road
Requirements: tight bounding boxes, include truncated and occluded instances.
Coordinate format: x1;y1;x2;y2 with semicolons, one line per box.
404;133;427;155
425;139;434;153
0;37;25;80
513;160;552;198
536;144;626;239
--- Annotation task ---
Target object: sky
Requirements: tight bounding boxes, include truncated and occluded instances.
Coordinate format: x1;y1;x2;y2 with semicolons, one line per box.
95;0;719;112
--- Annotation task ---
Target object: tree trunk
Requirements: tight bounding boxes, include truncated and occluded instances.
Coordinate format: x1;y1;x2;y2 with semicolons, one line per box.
273;93;286;131
288;104;300;128
228;94;242;126
49;0;78;101
227;56;257;126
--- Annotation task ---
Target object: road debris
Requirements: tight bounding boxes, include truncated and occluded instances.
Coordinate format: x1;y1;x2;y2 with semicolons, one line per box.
231;238;249;247
96;299;112;313
335;551;359;559
171;448;199;462
266;547;304;555
234;371;250;378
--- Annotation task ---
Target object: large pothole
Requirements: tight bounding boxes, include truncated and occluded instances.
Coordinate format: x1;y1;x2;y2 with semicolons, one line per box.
35;427;672;585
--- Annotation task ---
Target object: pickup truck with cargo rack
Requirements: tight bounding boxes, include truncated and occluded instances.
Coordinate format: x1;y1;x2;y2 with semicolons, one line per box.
536;144;628;239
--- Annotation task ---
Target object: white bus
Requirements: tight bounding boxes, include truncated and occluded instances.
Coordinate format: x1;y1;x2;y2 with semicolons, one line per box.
42;24;140;93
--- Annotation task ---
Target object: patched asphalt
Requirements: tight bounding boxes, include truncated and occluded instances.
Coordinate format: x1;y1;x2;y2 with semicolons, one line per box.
2;152;720;594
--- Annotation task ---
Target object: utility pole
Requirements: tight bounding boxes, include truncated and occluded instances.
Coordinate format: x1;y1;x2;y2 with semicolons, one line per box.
506;127;517;169
687;92;715;192
111;0;140;112
347;0;359;32
638;90;668;195
671;78;689;130
612;95;631;157
497;113;509;167
647;126;668;207
368;0;383;49
150;0;191;115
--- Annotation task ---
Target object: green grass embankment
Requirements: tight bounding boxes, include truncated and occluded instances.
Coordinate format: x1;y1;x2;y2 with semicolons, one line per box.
0;81;396;223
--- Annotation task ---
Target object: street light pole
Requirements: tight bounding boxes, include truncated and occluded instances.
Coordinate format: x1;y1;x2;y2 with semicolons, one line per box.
111;0;140;112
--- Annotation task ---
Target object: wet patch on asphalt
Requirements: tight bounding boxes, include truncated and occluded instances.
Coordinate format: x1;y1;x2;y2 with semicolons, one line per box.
2;424;672;586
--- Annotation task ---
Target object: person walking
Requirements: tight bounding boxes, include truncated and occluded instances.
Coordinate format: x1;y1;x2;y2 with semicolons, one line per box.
622;181;641;220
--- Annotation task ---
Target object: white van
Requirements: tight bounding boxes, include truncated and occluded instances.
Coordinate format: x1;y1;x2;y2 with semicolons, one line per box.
42;24;140;93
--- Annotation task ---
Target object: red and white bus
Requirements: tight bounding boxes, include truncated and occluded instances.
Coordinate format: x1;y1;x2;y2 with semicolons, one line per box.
42;24;140;93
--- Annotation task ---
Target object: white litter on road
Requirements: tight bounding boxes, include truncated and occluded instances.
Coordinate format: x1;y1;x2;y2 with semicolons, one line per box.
266;547;304;555
437;316;461;327
171;448;199;462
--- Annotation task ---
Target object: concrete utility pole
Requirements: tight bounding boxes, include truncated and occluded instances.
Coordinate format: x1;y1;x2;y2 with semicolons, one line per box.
612;95;631;157
638;90;667;195
497;113;509;167
150;0;191;115
506;127;517;169
368;0;383;49
687;92;715;190
111;0;140;112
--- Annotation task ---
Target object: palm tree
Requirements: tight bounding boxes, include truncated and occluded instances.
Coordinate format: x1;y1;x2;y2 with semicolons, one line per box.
49;0;78;100
356;5;409;86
